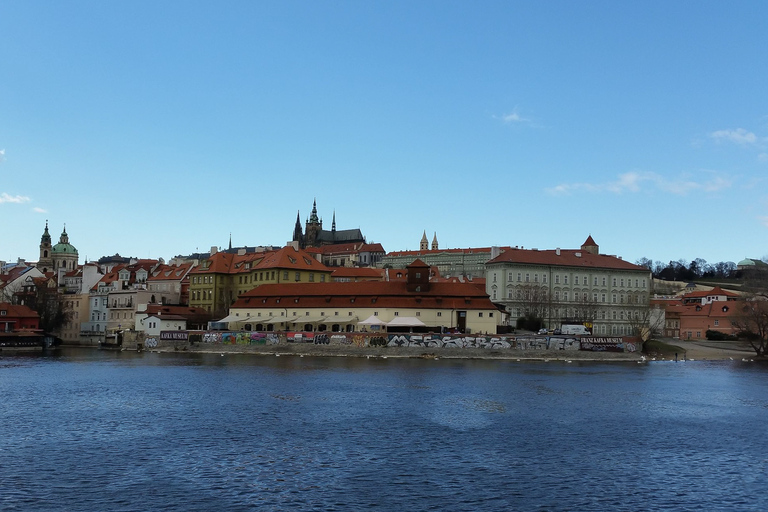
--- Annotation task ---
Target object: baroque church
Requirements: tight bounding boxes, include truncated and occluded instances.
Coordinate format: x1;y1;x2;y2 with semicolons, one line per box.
37;221;79;273
292;200;365;249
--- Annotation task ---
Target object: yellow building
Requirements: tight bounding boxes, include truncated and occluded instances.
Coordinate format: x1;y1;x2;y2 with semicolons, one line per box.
228;260;501;334
189;246;333;318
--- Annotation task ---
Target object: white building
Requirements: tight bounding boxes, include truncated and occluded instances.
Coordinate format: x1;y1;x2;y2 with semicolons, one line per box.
485;236;652;336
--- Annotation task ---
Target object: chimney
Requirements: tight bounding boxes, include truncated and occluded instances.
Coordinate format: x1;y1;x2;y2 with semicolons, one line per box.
575;252;582;258
556;248;561;256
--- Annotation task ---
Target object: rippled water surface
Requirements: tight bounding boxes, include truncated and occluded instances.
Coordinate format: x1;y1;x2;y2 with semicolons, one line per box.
2;348;767;511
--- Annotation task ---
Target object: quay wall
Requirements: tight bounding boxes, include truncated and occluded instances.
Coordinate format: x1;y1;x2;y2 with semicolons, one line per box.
114;330;641;357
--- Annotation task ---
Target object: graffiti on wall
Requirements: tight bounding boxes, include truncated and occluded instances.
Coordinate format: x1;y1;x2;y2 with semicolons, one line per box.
200;331;282;345
184;331;633;352
386;335;513;349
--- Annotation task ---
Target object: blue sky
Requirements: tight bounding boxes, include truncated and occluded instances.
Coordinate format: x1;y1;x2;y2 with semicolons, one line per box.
2;1;767;267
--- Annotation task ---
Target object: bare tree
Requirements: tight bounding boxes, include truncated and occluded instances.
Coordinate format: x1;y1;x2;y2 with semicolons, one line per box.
571;293;599;325
732;296;768;357
512;283;557;328
627;305;664;342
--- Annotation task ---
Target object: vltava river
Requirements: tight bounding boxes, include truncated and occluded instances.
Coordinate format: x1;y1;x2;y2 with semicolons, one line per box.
1;348;766;511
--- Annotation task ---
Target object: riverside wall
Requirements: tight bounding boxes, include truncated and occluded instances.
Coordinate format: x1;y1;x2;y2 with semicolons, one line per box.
116;330;641;360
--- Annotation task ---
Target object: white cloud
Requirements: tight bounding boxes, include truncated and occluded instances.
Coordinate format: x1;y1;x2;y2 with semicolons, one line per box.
0;193;31;204
546;171;732;197
496;108;530;124
710;128;764;147
33;207;48;213
0;149;5;163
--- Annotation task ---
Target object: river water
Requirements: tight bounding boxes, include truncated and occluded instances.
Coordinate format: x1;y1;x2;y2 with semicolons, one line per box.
1;348;766;511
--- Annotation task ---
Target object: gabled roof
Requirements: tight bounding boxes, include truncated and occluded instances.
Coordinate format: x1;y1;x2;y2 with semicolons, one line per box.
487;247;646;271
0;302;39;318
148;263;194;282
682;286;739;299
141;304;210;319
252;246;330;272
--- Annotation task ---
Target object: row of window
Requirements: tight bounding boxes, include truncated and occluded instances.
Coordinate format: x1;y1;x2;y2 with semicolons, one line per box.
194;272;328;285
233;310;493;319
498;272;647;289
506;289;647;304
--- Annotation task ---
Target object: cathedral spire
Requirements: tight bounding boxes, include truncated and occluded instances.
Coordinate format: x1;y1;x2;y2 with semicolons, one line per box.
332;210;336;232
309;199;319;223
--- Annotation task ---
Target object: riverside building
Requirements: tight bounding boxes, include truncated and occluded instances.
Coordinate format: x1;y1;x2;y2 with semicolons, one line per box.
485;236;651;336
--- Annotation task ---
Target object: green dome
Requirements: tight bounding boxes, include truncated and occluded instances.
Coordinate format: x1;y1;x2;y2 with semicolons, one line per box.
52;243;78;254
738;258;755;266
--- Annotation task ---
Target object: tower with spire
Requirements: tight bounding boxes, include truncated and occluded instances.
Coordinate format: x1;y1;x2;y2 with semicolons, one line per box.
38;220;53;272
305;199;323;248
291;200;365;249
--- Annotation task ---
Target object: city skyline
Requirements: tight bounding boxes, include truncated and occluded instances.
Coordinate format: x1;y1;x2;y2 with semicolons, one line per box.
2;2;767;265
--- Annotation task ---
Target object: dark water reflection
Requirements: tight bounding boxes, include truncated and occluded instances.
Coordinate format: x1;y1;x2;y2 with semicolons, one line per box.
1;348;767;511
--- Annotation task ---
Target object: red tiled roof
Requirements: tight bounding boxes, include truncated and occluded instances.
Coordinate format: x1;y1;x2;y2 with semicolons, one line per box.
148;263;194;282
253;246;330;272
487;247;646;271
142;304;209;318
583;235;598;247
316;242;386;255
232;281;495;311
0;303;39;318
682;286;739;299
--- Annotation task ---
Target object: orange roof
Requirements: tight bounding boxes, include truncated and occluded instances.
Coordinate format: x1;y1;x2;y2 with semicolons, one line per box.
487;247;645;271
253;246;330;272
232;280;495;311
583;235;598;247
0;303;39;318
148;263;194;282
682;286;739;299
316;242;386;255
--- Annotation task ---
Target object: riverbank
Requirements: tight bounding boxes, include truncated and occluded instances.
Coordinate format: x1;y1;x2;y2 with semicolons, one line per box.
139;342;643;362
120;337;762;362
654;338;757;361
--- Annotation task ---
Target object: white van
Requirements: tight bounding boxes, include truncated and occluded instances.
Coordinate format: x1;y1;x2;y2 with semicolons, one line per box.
560;324;591;336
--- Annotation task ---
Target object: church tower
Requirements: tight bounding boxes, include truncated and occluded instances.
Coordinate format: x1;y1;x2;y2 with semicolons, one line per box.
304;199;323;248
420;231;428;251
38;220;53;273
292;211;304;248
431;232;439;251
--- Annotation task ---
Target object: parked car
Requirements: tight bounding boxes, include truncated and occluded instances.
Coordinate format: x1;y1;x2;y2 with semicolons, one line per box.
537;328;548;335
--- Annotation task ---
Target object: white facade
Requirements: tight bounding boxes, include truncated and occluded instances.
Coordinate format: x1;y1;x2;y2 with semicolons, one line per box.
486;246;652;336
140;314;186;336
